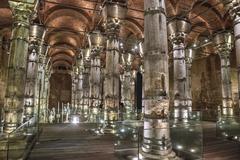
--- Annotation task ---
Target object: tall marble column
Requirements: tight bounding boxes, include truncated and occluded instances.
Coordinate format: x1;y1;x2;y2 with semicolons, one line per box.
37;44;49;123
89;31;105;114
121;53;133;119
41;59;51;122
71;68;77;110
213;32;234;117
82;49;91;117
223;0;240;108
24;25;45;122
75;54;82;114
185;48;196;116
142;0;177;159
168;18;191;122
3;0;35;133
102;1;127;129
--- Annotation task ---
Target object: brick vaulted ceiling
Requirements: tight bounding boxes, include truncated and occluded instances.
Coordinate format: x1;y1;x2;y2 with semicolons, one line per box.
0;0;233;70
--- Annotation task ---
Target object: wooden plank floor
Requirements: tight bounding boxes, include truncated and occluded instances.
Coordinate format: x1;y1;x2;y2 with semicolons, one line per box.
28;124;118;160
203;122;240;160
28;122;240;160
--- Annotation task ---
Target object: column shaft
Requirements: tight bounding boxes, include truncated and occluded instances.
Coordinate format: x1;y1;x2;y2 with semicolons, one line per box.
214;32;234;117
186;62;192;112
24;25;45;121
220;55;233;115
168;18;191;121
173;43;188;120
104;35;120;122
90;55;101;108
4;1;35;133
230;2;240;108
121;70;132;115
82;61;90;115
142;0;176;159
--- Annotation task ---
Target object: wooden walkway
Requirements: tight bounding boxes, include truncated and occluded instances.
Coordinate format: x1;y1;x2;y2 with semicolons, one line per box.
28;122;240;160
203;122;240;160
28;123;118;160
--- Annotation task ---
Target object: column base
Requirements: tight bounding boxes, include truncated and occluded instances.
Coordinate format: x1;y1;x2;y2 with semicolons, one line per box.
173;107;189;123
141;149;180;160
102;121;117;134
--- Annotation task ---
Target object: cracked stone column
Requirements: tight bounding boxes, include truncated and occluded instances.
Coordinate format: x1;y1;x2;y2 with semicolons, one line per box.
82;49;91;117
168;18;191;122
3;0;35;133
185;48;196;116
121;53;133;119
102;1;127;129
89;31;105;119
142;0;177;159
24;25;45;122
213;32;234;117
222;0;240;108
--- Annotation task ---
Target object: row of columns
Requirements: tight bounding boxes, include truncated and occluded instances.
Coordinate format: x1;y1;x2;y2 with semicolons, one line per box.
2;3;240;160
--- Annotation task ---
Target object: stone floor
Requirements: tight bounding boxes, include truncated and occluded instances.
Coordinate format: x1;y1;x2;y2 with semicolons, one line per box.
27;122;240;160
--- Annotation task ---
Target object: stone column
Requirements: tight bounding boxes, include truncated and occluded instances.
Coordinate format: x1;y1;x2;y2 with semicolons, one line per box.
82;49;91;118
75;54;82;114
71;68;77;110
89;31;105;119
168;18;191;122
130;70;137;112
185;48;196;116
38;45;49;123
102;1;127;129
213;32;234;117
223;0;240;108
121;53;133;119
142;0;177;159
41;60;50;122
3;0;35;133
24;25;45;122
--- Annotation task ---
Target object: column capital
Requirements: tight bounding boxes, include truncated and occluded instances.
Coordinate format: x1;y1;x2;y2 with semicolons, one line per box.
89;31;105;58
213;31;233;56
102;1;127;38
167;18;191;44
29;24;46;43
222;0;240;22
89;31;106;48
83;59;91;69
9;0;35;25
185;48;196;65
